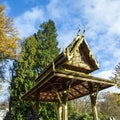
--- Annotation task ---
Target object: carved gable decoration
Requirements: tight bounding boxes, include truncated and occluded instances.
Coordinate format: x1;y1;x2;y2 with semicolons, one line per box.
63;34;99;73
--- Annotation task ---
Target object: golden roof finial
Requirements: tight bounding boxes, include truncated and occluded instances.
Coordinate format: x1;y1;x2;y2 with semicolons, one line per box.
77;25;81;35
82;25;86;36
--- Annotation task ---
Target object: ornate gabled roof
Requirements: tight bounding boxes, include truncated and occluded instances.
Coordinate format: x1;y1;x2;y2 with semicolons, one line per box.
63;32;99;73
22;31;116;102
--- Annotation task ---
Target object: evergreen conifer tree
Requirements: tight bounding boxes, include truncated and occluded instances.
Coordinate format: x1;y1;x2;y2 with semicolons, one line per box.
11;35;39;119
11;20;59;119
34;19;60;120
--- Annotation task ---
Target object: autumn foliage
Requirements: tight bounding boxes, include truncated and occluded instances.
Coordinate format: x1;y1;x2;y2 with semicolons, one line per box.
0;5;19;61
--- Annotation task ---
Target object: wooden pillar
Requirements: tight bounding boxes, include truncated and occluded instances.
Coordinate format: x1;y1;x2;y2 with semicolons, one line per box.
55;81;71;120
58;102;62;120
62;91;68;120
90;90;98;120
56;90;68;120
62;102;67;120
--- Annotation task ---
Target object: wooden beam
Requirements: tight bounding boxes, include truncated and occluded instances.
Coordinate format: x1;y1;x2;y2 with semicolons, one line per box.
69;92;76;98
80;82;90;92
22;73;55;100
73;87;83;95
54;72;115;85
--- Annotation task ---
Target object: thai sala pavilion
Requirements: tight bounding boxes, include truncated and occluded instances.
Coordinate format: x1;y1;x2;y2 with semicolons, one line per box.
22;28;116;120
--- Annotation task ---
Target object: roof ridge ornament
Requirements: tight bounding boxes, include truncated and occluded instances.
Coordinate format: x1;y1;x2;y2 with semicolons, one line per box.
82;25;86;36
77;25;81;36
77;25;86;36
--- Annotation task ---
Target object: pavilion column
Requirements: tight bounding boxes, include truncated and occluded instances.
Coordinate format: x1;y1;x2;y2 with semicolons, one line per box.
62;103;67;120
90;90;99;120
56;90;68;120
62;95;68;120
58;102;62;120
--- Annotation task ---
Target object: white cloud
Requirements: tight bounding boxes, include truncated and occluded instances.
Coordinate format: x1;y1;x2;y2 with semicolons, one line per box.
46;0;73;22
14;7;45;38
92;70;120;93
46;0;62;20
93;70;113;79
58;29;76;50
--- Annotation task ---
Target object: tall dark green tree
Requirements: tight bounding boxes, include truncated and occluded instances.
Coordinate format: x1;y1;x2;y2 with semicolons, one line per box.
11;35;39;120
35;19;59;71
34;19;60;120
11;20;59;119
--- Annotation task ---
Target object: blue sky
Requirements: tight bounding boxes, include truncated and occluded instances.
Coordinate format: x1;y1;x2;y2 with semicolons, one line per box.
0;0;120;102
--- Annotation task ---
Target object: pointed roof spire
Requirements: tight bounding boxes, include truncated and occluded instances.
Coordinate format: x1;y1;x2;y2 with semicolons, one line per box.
77;25;81;36
82;25;86;36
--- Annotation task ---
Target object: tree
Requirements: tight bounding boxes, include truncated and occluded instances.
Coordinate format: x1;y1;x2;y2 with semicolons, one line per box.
0;5;19;61
112;62;120;87
10;35;39;119
71;96;91;113
0;5;19;81
35;19;60;71
98;92;120;120
68;96;106;120
11;19;59;119
34;19;60;120
0;6;19;119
